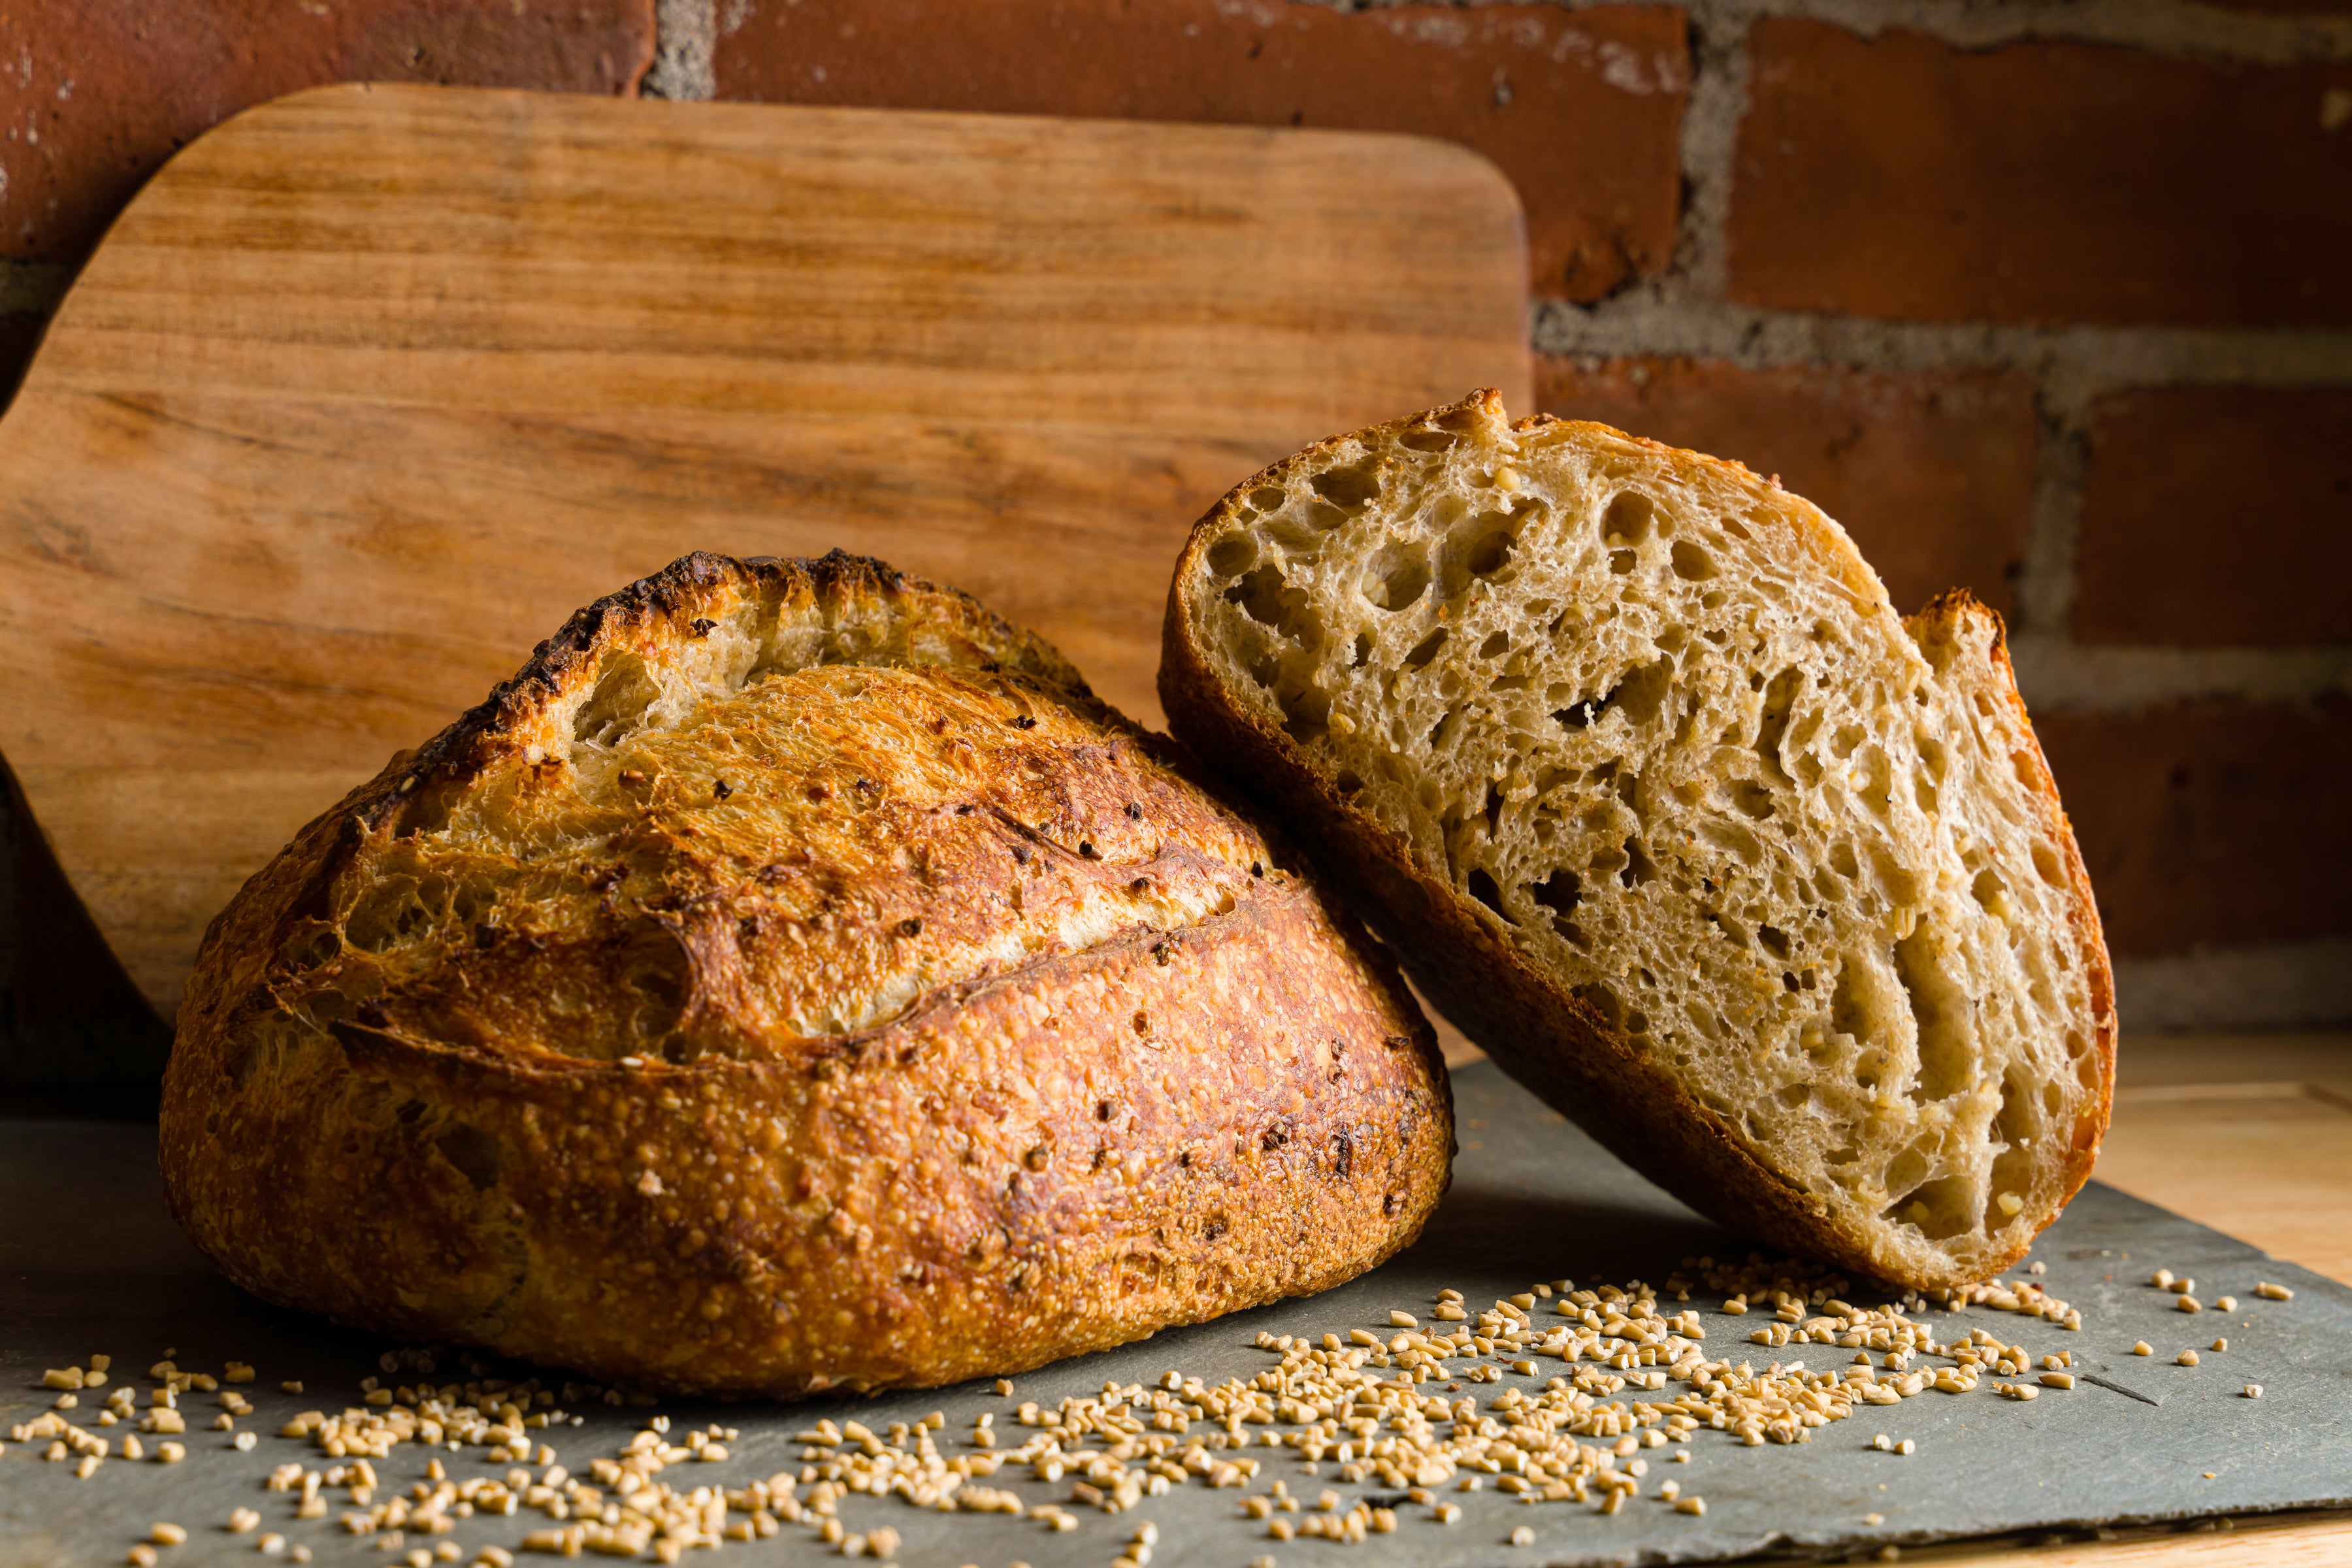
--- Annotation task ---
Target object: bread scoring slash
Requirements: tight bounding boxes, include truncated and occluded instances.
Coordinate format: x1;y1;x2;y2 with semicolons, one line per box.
1163;391;2114;1292
162;551;1449;1397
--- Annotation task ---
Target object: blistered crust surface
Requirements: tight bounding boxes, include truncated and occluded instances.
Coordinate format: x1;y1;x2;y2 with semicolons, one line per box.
163;551;1448;1395
1164;395;2114;1290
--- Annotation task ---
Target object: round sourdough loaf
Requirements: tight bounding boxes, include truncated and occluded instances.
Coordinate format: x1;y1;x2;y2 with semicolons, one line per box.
161;551;1448;1396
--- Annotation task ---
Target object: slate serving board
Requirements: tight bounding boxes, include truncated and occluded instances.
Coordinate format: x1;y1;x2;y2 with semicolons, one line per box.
5;1062;2347;1567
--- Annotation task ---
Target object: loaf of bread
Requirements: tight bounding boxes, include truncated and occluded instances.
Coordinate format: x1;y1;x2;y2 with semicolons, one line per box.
162;551;1449;1396
1162;391;2114;1291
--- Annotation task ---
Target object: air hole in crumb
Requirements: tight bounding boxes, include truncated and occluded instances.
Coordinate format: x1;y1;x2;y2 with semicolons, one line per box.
1249;485;1287;510
573;653;661;748
1757;924;1791;959
1367;548;1431;612
1447;510;1520;591
1609;549;1637;575
1465;868;1514;924
1132;1011;1151;1036
1529;869;1580;917
1276;681;1331;744
1399;426;1458;453
1227;564;1303;633
1887;1173;1975;1241
1989;1070;2037;1210
1574;983;1625;1030
343;879;430;954
1350;632;1373;668
1754;669;1803;781
1829;957;1872;1042
1478;630;1510;659
1334;770;1364;795
1312;459;1382;513
1465;527;1515;576
1610;656;1674;727
1971;870;2009;919
1619;837;1658;889
1206;536;1257;576
1895;927;1973;1101
1671;540;1718;581
2031;844;2065;887
1403;628;1448;669
1601;491;1655;544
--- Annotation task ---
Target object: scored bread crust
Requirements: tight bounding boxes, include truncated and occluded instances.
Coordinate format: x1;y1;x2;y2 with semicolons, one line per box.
1162;393;2114;1292
162;550;1449;1397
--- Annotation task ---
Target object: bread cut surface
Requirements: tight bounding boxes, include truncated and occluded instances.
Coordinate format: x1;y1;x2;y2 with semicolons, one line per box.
163;550;1448;1396
1163;392;2114;1290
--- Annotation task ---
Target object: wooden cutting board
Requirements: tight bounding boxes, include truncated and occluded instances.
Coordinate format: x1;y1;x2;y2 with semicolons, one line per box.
0;83;1530;1022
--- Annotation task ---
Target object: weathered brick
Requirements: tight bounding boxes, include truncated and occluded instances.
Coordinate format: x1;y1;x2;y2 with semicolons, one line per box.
0;1;655;261
715;0;1688;303
2077;386;2352;647
1730;21;2352;326
2038;697;2352;956
1539;355;2036;615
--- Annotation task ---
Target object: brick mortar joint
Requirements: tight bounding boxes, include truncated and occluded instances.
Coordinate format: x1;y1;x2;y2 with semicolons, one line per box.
1299;0;2352;65
1532;298;2352;419
1669;8;1750;297
643;0;717;102
2014;402;2082;643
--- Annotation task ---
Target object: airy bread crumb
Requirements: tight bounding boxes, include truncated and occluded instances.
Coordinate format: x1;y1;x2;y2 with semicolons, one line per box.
1163;391;2115;1290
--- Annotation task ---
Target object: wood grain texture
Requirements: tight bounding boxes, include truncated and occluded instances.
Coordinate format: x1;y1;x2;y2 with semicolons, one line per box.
2095;1036;2352;1287
1935;1512;2352;1567
2010;1031;2352;1566
0;82;1531;1021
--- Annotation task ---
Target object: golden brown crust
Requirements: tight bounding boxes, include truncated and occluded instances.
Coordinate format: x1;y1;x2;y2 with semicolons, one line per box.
163;551;1448;1396
1908;588;2118;1224
1161;399;2114;1292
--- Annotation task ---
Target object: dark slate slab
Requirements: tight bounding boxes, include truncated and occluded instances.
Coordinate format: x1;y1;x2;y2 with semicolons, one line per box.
5;1062;2349;1566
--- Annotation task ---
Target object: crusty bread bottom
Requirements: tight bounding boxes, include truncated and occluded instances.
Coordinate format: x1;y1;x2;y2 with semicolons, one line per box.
1164;393;2114;1290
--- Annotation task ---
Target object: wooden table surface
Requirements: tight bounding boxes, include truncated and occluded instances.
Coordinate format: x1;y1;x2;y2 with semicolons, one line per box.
1433;1019;2352;1565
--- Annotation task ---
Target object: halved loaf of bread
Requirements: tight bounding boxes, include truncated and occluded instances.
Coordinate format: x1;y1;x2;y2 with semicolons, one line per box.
163;550;1448;1396
1162;391;2114;1290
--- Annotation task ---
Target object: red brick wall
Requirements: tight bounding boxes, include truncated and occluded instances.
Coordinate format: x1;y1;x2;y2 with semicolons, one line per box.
2;1;2347;1071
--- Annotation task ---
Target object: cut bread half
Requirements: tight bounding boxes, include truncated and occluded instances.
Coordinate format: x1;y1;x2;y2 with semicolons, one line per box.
1162;390;2114;1290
